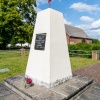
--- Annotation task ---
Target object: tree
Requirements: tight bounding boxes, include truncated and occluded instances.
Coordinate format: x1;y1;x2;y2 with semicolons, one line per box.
26;23;34;44
10;23;28;46
10;0;37;46
92;39;100;44
0;0;37;49
10;23;33;47
0;0;22;49
17;0;37;27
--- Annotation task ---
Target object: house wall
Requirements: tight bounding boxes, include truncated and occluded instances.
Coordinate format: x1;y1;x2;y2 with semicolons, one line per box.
66;34;70;44
66;34;92;44
70;37;92;44
85;39;92;44
70;37;82;44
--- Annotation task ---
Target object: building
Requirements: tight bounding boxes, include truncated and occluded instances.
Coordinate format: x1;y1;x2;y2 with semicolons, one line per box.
65;24;92;44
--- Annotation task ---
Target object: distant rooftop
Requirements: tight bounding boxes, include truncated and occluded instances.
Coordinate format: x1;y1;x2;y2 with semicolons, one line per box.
65;24;91;39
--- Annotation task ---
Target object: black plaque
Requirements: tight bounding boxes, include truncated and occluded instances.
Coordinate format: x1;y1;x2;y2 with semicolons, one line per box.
34;33;46;50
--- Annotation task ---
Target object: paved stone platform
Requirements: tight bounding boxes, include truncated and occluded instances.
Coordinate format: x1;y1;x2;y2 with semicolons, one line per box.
3;75;93;100
75;83;100;100
0;82;23;100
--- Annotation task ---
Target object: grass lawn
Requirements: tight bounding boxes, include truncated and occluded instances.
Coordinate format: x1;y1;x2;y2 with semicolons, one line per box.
70;57;99;70
0;50;99;82
0;50;29;82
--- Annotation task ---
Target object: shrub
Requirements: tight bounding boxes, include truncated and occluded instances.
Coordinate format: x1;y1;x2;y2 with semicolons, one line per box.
68;43;92;58
68;44;77;50
76;43;92;50
68;43;92;51
92;44;100;50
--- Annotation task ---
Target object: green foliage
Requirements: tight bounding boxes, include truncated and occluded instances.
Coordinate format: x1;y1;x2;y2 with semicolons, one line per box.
26;24;34;43
0;37;3;44
70;57;98;70
0;0;21;49
0;50;29;82
17;0;37;26
68;43;92;51
10;23;33;45
68;44;78;50
76;43;91;50
92;44;100;50
92;39;100;44
68;43;100;51
68;43;100;58
0;0;36;49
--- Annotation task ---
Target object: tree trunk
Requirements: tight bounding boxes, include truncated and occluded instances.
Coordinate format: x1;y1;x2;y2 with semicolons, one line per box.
21;43;22;48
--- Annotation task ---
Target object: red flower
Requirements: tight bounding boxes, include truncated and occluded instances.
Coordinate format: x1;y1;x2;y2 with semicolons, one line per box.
25;77;32;84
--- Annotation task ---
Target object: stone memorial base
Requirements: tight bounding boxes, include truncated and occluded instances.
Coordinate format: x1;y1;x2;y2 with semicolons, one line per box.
3;75;94;100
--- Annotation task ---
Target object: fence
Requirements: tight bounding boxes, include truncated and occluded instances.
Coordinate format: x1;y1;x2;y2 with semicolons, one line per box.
69;50;92;58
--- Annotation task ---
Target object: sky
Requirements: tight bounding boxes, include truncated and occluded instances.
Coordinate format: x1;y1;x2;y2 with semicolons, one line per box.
36;0;100;40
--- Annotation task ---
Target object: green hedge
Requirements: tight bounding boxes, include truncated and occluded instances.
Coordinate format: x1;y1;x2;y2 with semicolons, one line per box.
68;43;100;58
68;43;100;51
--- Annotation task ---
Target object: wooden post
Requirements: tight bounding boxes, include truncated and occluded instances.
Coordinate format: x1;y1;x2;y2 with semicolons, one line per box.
92;50;98;60
20;48;26;56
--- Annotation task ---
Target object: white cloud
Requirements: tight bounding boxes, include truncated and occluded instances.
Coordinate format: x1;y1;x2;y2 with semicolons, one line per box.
35;7;42;12
76;19;100;29
80;16;94;22
75;24;91;31
37;0;48;4
75;19;100;39
64;18;72;25
91;19;100;28
70;2;100;12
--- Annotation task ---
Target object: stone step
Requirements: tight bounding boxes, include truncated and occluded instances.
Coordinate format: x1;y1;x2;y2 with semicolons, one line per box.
69;81;93;100
0;82;23;100
75;82;100;100
4;75;93;100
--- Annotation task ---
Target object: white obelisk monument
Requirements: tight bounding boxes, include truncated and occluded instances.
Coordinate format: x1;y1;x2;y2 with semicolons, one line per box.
25;8;72;88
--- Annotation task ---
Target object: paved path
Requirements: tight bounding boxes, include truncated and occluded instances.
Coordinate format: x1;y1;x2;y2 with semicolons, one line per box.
73;62;100;83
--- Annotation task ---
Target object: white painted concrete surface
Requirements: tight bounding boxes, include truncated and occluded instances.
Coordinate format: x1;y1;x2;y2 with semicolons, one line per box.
25;8;72;88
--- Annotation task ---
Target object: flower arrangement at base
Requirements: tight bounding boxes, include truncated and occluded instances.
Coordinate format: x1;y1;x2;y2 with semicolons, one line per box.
24;76;34;88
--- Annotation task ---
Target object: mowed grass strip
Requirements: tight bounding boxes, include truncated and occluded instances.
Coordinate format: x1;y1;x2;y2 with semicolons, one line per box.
70;57;99;70
0;50;99;82
0;50;29;82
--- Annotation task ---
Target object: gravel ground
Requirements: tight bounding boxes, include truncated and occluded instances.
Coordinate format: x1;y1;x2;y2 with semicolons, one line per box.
73;62;100;83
